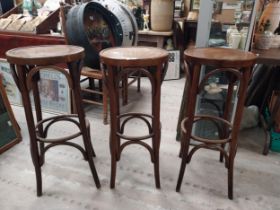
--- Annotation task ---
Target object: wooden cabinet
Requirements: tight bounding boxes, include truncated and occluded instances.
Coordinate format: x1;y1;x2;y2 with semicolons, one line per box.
137;30;173;48
0;3;65;59
0;4;60;35
0;31;65;59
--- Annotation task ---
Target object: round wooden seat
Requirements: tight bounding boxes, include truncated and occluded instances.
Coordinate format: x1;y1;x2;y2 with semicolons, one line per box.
6;45;100;196
100;46;168;188
100;46;168;67
184;47;256;67
6;45;84;65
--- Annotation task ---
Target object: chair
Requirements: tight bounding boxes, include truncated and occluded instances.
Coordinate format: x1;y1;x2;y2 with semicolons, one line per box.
80;67;108;124
60;3;108;124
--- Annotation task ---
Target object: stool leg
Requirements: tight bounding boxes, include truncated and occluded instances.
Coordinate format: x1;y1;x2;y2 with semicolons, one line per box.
98;79;103;100
122;74;128;105
105;67;120;188
102;80;108;125
69;62;100;188
219;143;226;163
137;71;141;92
151;66;162;188
227;67;251;199
108;130;118;188
228;155;234;199
110;148;117;188
32;72;45;166
220;76;235;163
176;128;191;192
176;64;201;192
16;66;43;196
87;124;96;157
75;90;100;188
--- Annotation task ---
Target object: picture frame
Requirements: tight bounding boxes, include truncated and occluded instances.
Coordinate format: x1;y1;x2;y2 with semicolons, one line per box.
164;50;180;80
33;69;71;114
190;0;200;10
0;59;71;114
0;74;21;154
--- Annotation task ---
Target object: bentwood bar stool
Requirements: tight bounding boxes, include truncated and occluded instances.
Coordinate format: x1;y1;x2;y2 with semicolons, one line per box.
6;45;100;196
176;48;256;199
100;46;168;188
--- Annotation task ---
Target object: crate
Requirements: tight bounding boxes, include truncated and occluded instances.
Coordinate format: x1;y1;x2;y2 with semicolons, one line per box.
263;107;280;152
0;4;59;34
270;128;280;152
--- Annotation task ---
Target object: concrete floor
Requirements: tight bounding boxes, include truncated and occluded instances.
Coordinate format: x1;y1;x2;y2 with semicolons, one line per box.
0;78;280;210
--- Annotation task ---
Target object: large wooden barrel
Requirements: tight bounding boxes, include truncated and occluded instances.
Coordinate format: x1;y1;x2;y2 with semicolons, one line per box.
66;1;123;69
66;1;128;69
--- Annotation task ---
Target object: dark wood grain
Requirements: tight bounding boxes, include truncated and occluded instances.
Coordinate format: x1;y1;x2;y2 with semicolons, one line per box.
6;45;84;65
185;47;257;67
252;48;280;65
6;45;100;196
100;46;169;189
0;32;65;59
176;47;257;200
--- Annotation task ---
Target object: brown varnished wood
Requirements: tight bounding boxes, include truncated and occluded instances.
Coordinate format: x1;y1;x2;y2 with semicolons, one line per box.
5;45;100;196
6;45;84;66
185;48;257;68
100;46;168;189
100;46;169;67
0;32;65;59
176;47;257;200
252;48;280;65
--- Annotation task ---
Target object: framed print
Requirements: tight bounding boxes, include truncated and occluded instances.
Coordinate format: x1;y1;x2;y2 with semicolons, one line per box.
0;59;21;105
35;69;71;114
164;50;180;80
191;0;200;10
0;60;71;114
0;75;21;154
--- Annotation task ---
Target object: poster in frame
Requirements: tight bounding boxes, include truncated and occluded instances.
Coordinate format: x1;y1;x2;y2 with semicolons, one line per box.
33;69;71;114
0;59;71;114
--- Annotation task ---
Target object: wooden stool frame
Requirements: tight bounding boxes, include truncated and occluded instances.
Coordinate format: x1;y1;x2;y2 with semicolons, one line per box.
176;48;256;199
6;45;100;196
100;46;168;188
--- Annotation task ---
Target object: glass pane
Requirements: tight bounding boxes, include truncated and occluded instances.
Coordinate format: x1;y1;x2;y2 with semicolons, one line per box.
209;0;256;50
194;66;239;140
193;0;257;139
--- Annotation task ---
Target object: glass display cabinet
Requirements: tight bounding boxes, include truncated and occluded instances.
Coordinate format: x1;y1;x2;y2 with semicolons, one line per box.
177;0;259;140
195;0;259;139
